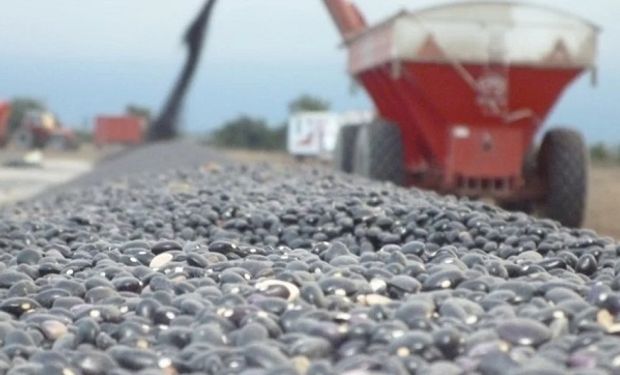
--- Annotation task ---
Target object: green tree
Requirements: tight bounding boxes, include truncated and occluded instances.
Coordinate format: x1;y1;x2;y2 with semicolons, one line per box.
73;119;93;144
272;123;287;151
288;94;330;114
211;115;284;150
126;104;152;122
7;98;45;133
590;142;609;162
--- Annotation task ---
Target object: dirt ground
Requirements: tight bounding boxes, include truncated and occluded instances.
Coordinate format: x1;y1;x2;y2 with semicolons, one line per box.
0;144;119;206
585;165;620;240
0;157;92;205
222;149;302;166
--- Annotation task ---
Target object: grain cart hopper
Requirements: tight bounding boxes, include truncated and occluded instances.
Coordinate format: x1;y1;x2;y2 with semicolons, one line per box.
326;1;599;227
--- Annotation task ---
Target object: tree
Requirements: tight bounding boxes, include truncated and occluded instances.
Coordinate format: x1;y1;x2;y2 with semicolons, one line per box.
126;104;152;123
73;119;93;143
7;98;45;133
288;94;330;114
272;123;287;151
590;142;609;162
211;115;285;150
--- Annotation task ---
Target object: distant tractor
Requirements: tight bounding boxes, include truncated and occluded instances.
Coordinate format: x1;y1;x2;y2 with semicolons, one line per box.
10;109;78;150
326;0;599;227
94;115;146;147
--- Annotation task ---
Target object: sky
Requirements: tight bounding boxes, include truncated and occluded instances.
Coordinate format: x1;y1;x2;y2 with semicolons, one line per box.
0;0;618;143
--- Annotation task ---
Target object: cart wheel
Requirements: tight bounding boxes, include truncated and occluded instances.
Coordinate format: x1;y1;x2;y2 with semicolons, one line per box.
353;120;404;185
333;124;360;173
538;127;588;227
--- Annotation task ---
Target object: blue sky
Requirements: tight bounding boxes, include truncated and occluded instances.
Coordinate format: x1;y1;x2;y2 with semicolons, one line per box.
1;1;618;143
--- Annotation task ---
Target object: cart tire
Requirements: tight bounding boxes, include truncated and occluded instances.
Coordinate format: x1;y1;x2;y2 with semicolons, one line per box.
538;127;588;227
333;125;360;173
353;120;404;185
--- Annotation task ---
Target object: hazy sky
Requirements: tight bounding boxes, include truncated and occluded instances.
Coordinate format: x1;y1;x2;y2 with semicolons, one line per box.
1;1;618;143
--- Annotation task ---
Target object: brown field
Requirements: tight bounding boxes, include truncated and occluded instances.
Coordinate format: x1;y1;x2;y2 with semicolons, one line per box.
585;165;620;240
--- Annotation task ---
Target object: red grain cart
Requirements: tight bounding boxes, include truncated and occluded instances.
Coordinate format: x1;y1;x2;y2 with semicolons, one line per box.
326;1;599;227
95;116;145;146
0;102;10;146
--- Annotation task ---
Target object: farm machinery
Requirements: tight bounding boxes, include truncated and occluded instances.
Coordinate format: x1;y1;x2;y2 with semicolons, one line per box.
326;1;599;227
94;115;146;147
143;0;599;227
11;110;78;150
0;105;78;150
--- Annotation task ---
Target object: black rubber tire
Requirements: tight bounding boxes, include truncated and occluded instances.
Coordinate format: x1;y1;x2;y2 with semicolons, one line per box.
538;128;588;228
333;125;360;173
353;120;404;185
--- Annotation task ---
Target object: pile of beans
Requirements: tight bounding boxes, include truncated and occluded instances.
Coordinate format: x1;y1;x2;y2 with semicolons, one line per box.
0;161;619;375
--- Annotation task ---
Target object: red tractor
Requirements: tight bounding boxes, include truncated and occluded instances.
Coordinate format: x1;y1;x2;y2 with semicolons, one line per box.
326;0;599;227
10;109;78;150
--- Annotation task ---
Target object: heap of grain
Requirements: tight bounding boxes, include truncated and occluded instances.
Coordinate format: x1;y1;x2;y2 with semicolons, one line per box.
0;159;618;374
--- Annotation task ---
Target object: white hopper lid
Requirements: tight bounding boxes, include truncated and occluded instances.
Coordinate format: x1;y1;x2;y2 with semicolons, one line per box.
349;1;600;72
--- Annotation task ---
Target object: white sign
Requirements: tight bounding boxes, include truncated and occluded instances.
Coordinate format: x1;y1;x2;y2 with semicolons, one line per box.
287;110;374;160
287;112;339;158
